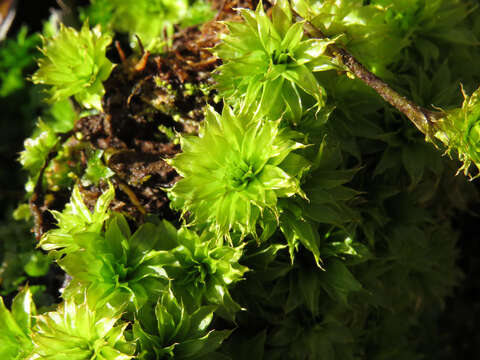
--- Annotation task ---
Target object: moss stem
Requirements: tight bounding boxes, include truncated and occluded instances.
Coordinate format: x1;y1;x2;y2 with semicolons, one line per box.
279;1;445;135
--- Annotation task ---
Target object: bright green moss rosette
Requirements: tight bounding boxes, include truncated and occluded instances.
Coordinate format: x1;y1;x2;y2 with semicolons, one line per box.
40;184;169;310
59;214;171;311
434;86;480;176
168;105;308;239
29;297;135;360
214;0;336;122
32;22;114;111
133;289;232;359
39;184;114;257
151;226;248;316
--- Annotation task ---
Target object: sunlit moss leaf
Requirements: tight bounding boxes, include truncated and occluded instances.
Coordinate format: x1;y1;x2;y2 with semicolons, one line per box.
82;150;115;186
279;201;322;267
0;287;35;358
11;286;36;336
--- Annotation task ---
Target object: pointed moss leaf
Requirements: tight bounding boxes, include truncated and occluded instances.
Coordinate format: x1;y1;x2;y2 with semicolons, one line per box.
43;99;77;133
319;258;362;305
280;209;322;266
293;39;334;65
155;220;179;251
286;265;323;316
175;329;233;358
0;289;34;358
306;168;359;189
243;243;288;269
272;0;291;37
11;286;36;335
305;186;359;205
373;146;400;177
325;237;373;265
280;152;312;178
129;222;162;259
305;202;359;227
104;216;128;261
281;22;304;52
82;150;115;186
282;65;324;106
283;80;303;122
258;76;285;118
401;143;426;187
189;306;216;337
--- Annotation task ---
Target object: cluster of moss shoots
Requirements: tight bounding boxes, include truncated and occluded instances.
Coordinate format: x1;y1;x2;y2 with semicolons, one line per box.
2;0;480;359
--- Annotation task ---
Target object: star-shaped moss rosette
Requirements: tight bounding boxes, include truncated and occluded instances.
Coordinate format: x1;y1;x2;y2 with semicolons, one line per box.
59;214;170;311
39;184;114;258
213;0;336;122
434;86;480;177
0;287;35;359
133;289;232;360
150;226;248;317
29;296;135;360
32;21;114;111
168;105;308;239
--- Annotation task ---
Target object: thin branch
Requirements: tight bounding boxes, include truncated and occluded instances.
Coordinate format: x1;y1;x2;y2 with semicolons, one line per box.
301;20;443;135
265;0;444;135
